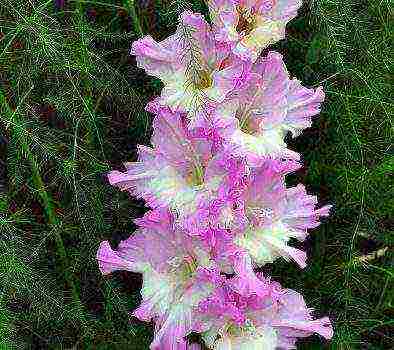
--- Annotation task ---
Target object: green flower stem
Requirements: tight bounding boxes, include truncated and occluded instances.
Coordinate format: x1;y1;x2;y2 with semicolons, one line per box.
72;4;124;330
123;0;143;37
0;89;82;309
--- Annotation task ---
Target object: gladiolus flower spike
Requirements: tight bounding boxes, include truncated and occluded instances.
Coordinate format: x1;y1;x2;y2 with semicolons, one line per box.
97;2;333;348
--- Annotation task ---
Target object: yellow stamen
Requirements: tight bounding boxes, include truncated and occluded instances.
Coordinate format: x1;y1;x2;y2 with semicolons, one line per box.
194;70;213;89
236;7;256;35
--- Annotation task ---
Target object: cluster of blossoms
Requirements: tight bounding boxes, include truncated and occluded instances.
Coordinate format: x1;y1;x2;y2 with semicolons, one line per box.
97;1;333;348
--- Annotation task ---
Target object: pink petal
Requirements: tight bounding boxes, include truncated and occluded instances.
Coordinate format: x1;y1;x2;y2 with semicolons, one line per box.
96;241;136;275
275;317;334;339
284;81;325;137
229;251;271;297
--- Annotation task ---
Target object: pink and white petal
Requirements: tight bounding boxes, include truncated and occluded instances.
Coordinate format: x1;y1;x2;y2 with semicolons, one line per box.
246;161;286;210
315;204;333;217
189;100;239;141
249;51;289;123
212;326;278;349
275;317;334;340
229;129;301;164
180;10;217;66
151;284;213;350
140;268;178;322
235;225;307;268
133;207;173;232
206;64;247;103
234;20;285;61
224;53;298;161
253;51;288;92
108;145;156;194
282;184;332;232
203;154;229;187
130;9;217;79
159;73;198;111
214;10;239;43
131;35;182;80
96;240;177;320
208;0;238;29
100;215;182;274
96;241;141;275
273;242;307;269
240;157;300;199
274;289;334;340
284;80;325;137
260;228;307;268
110;146;199;211
148;102;197;174
120;231;178;274
133;299;156;322
271;0;302;21
229;251;271;297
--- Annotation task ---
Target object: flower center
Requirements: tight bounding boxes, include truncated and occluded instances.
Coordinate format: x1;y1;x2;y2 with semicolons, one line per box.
222;319;257;338
185;166;205;186
168;255;198;283
183;255;198;275
194;69;213;90
240;114;261;135
236;7;256;35
180;256;198;283
247;206;274;226
217;321;278;347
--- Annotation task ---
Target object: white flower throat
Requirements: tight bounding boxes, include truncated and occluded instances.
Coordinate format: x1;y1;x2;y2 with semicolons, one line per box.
168;255;198;282
248;206;275;226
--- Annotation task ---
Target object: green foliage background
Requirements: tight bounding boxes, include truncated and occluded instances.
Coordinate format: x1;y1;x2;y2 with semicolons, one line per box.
0;0;392;348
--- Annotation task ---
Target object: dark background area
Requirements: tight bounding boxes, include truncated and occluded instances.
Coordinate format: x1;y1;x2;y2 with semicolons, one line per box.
0;0;392;349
